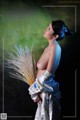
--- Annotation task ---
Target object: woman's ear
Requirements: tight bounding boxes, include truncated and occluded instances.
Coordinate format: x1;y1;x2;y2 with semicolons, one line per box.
55;35;59;39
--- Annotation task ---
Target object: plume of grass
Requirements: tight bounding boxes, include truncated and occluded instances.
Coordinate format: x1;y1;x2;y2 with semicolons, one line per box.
7;44;36;85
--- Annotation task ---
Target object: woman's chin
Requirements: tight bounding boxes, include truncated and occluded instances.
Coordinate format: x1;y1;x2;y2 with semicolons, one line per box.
43;34;47;38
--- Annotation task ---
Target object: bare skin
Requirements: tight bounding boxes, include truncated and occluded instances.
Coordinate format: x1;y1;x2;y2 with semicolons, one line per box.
34;24;59;102
36;46;54;77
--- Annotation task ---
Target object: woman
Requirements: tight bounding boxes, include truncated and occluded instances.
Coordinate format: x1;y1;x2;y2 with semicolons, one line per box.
29;20;73;120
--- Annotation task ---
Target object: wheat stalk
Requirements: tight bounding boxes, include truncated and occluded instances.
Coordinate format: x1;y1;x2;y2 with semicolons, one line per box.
7;44;36;85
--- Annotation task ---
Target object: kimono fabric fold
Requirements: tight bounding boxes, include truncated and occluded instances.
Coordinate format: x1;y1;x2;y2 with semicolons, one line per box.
34;74;61;120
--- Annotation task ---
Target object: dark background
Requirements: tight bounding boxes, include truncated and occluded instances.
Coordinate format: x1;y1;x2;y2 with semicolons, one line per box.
0;0;80;120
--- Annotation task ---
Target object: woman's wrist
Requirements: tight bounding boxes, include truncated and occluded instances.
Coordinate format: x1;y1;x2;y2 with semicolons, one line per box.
38;70;52;84
43;70;52;78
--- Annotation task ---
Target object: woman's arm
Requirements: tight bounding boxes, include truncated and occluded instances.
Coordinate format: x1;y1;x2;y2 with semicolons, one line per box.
46;44;56;73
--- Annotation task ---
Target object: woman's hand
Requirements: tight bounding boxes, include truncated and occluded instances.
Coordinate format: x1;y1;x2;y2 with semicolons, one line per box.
33;93;43;103
33;96;40;102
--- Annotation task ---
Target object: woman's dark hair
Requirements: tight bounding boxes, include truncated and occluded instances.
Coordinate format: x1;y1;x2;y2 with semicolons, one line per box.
52;20;73;40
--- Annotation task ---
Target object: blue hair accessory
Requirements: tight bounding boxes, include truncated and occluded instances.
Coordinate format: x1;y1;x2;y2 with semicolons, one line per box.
60;25;68;38
64;26;68;33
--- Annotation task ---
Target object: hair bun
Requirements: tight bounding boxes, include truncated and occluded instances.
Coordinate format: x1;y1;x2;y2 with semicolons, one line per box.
64;25;73;36
59;25;73;40
51;20;73;40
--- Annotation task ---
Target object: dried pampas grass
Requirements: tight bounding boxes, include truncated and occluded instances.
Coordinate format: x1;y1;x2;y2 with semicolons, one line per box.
7;44;36;85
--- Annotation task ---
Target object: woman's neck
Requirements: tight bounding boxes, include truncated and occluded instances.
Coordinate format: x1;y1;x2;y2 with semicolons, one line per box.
48;38;56;46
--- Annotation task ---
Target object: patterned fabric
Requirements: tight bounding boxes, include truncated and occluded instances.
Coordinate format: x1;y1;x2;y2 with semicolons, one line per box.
34;93;61;120
34;74;61;120
43;74;61;100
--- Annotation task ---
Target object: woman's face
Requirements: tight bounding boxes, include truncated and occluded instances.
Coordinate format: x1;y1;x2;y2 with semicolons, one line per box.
43;24;54;39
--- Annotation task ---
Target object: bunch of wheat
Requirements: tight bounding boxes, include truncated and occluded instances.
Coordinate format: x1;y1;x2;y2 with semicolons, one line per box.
7;45;36;85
